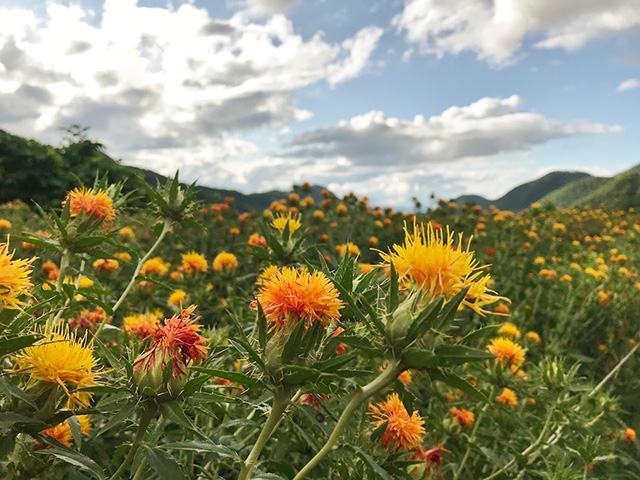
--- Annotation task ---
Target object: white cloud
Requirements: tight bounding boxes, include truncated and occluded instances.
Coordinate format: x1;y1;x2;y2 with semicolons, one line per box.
286;95;622;165
246;0;299;14
0;1;381;168
617;78;640;91
393;0;640;65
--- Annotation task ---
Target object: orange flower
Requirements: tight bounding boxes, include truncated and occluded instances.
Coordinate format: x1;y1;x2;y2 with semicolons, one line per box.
63;187;115;226
450;406;475;426
335;243;361;257
134;305;208;377
248;233;267;248
487;337;525;367
93;258;119;271
368;393;426;452
254;266;343;329
496;388;518;408
624;428;636;442
123;311;162;339
140;257;170;275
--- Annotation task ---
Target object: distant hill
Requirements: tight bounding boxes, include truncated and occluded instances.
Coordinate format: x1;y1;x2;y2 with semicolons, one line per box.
574;164;640;210
0;129;325;211
538;175;609;208
455;171;593;211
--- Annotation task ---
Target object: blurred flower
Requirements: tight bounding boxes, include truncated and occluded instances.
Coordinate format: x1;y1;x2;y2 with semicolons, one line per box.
114;251;132;262
0;219;11;229
450;407;475;426
140;257;170;275
123;311;162;339
181;252;208;274
368;393;425;452
487;337;525;367
93;258;119;271
119;226;135;239
168;289;187;306
526;331;541;343
39;415;90;448
213;252;239;272
248;233;267;248
11;322;103;410
498;322;521;339
335;242;361;257
254;266;342;329
624;428;636;442
0;243;35;310
69;307;107;331
496;388;518;408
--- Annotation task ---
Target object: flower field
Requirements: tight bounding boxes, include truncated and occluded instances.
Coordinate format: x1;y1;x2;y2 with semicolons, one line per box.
0;176;638;479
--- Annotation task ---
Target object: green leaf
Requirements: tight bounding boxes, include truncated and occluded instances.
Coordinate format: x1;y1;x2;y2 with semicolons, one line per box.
333;335;378;357
432;344;495;365
460;325;499;344
192;367;262;388
387;262;399;313
160;401;199;434
96;399;138;437
182;375;211;397
0;377;37;408
406;297;444;345
401;349;435;368
282;319;306;364
161;440;239;460
312;353;355;373
37;447;105;480
0;412;47;429
351;445;394;480
0;334;41;357
430;369;489;403
433;287;469;331
67;416;82;450
256;302;268;351
142;444;186;480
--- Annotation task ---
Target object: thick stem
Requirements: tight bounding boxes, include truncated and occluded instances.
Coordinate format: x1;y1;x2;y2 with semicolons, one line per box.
94;220;171;338
238;387;291;480
293;360;401;480
108;403;156;480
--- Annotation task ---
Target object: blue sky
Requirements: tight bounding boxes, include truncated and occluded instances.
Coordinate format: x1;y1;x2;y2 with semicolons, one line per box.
0;0;639;208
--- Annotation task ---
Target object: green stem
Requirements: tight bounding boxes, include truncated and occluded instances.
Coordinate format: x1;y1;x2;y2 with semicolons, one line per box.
589;341;640;397
293;359;401;480
53;259;86;322
56;249;70;293
238;387;291;480
108;402;156;480
95;219;171;338
453;388;493;480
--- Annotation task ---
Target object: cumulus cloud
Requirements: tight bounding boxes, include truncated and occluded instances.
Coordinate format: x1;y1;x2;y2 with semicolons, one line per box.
246;0;299;14
286;95;622;165
0;1;381;166
393;0;640;65
617;78;640;91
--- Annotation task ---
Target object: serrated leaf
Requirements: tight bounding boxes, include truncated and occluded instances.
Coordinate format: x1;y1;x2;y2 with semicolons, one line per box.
142;444;186;480
96;399;138;437
0;377;37;408
161;440;239;460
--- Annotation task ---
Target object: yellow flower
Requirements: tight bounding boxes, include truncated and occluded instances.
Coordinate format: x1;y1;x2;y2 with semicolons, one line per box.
140;257;170;276
212;252;239;272
534;257;546;265
487;337;525;367
168;289;187;306
271;212;302;233
254;266;343;329
336;242;361;257
63;187;115;226
257;265;278;285
398;369;413;386
559;274;572;283
181;252;208;274
0;243;35;310
336;203;348;214
496;388;518;408
0;219;12;229
526;331;541;343
119;227;135;239
552;223;566;232
368;393;425;452
10;322;103;410
114;251;132;262
498;322;521;339
379;222;506;315
313;210;324;219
